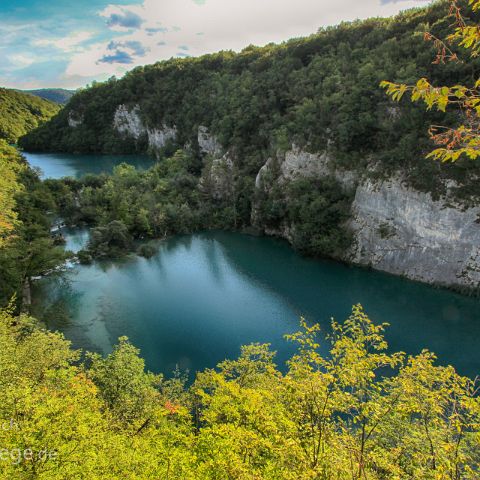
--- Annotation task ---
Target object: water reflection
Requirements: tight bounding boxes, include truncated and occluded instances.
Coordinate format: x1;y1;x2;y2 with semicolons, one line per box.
33;231;480;378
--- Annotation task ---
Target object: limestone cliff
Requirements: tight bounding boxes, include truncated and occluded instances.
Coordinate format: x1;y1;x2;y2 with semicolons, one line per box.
253;147;480;290
346;179;480;290
198;125;223;157
80;103;480;290
197;127;234;202
112;104;177;152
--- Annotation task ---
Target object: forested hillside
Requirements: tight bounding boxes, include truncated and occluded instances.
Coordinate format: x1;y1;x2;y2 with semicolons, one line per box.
0;142;67;310
19;0;480;289
1;2;479;477
0;89;60;144
20;1;480;197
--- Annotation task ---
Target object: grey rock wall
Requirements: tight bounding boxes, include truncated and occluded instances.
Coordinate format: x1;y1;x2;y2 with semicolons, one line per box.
346;178;480;289
113;104;177;151
254;147;480;290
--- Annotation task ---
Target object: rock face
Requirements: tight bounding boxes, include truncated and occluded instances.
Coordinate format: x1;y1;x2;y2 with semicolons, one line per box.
255;146;355;190
200;155;235;201
253;147;354;245
111;109;480;290
198;126;223;157
113;105;143;138
197;126;235;201
67;111;83;128
346;179;480;289
253;146;480;290
147;127;177;150
113;104;177;151
281;147;331;180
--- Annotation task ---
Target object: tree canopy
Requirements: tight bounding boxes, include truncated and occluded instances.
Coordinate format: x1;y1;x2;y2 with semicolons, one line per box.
0;304;478;479
20;1;480;202
382;0;480;162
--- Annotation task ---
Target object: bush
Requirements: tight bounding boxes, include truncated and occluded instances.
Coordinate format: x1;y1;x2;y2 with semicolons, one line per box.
137;242;158;259
77;250;93;264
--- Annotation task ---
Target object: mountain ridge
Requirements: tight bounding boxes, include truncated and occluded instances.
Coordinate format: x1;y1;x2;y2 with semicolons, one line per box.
21;88;75;105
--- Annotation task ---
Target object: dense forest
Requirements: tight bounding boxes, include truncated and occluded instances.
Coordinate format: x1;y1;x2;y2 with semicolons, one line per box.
20;0;480;265
0;89;60;144
1;140;478;480
3;149;478;479
0;142;67;310
20;1;480;202
45;152;351;262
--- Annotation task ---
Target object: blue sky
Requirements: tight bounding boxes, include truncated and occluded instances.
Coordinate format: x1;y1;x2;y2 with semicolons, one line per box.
0;0;431;89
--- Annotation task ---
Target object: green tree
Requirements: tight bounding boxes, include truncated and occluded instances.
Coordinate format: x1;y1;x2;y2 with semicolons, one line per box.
382;0;480;162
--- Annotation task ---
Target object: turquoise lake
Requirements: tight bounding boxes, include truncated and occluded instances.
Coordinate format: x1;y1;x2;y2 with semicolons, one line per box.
23;151;155;179
33;230;480;378
28;152;480;378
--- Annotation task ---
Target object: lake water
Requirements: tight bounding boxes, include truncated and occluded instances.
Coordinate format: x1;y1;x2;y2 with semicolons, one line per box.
33;230;480;378
26;151;480;378
23;151;156;179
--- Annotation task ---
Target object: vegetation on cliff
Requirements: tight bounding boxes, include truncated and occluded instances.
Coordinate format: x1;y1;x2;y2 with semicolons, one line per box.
0;89;60;144
3;4;480;475
0;142;24;246
383;0;480;163
44;151;351;260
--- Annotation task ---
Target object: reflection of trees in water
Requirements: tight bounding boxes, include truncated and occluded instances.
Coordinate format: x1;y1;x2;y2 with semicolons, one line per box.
35;272;106;355
34;274;79;330
164;233;194;253
201;234;224;285
95;251;144;274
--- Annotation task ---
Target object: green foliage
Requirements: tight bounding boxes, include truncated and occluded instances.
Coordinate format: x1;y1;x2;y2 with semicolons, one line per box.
87;337;162;428
286;177;353;257
46;152;255;260
0;141;24;245
20;1;480;201
0;89;60;144
255;173;352;258
0;148;67;310
87;220;133;258
137;241;159;258
0;305;478;479
382;0;480;163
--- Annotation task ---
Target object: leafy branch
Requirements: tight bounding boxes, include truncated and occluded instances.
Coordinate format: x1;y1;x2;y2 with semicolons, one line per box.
381;0;480;162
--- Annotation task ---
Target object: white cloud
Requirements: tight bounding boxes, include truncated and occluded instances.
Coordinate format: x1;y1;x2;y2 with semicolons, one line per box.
6;53;36;68
33;31;94;53
66;0;432;84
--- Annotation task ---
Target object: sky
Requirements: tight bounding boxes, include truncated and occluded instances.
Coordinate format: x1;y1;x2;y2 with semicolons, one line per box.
0;0;432;90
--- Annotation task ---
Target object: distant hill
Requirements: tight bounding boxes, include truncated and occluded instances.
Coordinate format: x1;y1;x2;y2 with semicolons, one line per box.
0;88;61;144
23;88;75;105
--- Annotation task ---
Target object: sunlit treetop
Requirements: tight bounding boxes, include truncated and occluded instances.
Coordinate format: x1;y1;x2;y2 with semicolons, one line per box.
381;0;480;162
0;141;23;247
